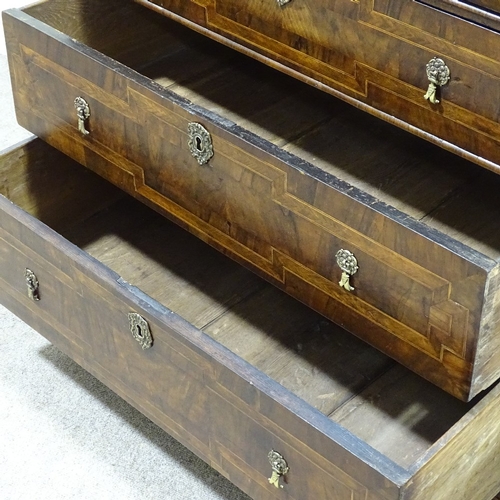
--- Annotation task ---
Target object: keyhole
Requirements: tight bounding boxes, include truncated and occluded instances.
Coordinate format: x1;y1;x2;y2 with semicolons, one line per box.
195;135;203;151
135;325;144;339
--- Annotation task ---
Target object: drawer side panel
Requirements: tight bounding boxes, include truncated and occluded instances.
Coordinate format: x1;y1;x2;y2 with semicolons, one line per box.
402;383;500;500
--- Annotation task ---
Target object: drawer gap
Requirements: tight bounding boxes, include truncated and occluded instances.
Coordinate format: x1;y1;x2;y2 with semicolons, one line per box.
420;168;500;258
62;197;268;330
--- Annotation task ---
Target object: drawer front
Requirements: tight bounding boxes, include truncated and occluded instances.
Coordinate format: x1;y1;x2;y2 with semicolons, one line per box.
0;177;402;500
139;0;500;172
4;7;491;400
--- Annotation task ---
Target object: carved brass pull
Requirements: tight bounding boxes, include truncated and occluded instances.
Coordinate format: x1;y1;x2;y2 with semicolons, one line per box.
335;249;358;292
424;57;450;104
276;0;292;5
128;313;153;349
74;96;90;135
25;268;40;301
268;450;289;489
188;122;214;165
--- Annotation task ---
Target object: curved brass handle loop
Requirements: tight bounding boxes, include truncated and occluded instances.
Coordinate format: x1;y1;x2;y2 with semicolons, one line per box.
74;96;91;135
424;57;450;104
336;249;358;292
268;450;289;489
128;313;153;349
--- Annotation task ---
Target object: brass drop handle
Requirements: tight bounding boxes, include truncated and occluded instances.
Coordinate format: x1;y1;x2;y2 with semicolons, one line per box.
188;122;214;165
424;57;450;104
74;96;91;135
128;313;153;349
335;249;358;292
268;450;289;489
25;268;40;301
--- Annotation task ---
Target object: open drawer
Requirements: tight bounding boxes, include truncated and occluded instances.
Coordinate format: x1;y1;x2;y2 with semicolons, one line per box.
5;0;500;401
2;138;500;499
136;0;500;174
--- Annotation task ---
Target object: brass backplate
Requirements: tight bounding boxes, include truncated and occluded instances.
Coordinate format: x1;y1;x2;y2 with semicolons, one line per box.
128;312;153;349
25;268;40;301
188;122;214;165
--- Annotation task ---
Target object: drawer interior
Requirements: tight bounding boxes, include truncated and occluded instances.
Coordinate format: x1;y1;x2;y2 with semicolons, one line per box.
19;0;500;262
0;139;489;471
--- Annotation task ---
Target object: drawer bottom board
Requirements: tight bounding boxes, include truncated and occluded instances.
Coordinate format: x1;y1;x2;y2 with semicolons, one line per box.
46;199;500;475
2;140;500;499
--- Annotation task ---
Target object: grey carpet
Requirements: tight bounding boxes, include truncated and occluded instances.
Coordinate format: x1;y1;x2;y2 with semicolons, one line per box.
0;5;250;497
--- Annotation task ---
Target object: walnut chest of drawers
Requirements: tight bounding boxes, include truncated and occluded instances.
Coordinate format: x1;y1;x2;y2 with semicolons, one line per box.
4;0;500;497
5;0;500;401
3;136;500;500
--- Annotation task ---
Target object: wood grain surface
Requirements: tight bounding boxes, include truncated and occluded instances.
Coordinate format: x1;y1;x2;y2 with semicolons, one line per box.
136;0;500;173
5;0;500;400
2;138;500;499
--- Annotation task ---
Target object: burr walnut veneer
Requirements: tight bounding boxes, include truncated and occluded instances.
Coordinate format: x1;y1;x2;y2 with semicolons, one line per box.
138;0;500;174
5;0;500;401
2;138;500;500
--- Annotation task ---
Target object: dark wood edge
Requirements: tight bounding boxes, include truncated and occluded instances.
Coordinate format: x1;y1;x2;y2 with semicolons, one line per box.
417;0;500;31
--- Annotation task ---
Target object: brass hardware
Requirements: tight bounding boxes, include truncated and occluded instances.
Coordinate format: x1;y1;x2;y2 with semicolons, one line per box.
188;122;214;165
277;0;292;5
25;268;40;301
424;57;450;104
74;96;90;135
335;249;358;292
268;450;289;489
128;313;153;349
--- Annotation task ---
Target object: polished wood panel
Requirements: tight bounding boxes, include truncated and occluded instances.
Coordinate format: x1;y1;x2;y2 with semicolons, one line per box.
137;0;500;173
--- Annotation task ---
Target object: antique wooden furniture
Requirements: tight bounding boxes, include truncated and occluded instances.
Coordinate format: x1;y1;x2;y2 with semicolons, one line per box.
2;137;500;500
5;0;500;401
137;0;500;174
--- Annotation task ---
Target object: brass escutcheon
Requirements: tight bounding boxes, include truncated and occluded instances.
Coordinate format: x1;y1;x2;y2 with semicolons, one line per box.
335;249;358;292
268;450;289;489
25;268;40;301
188;122;214;165
74;96;91;135
128;313;153;349
424;57;450;104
